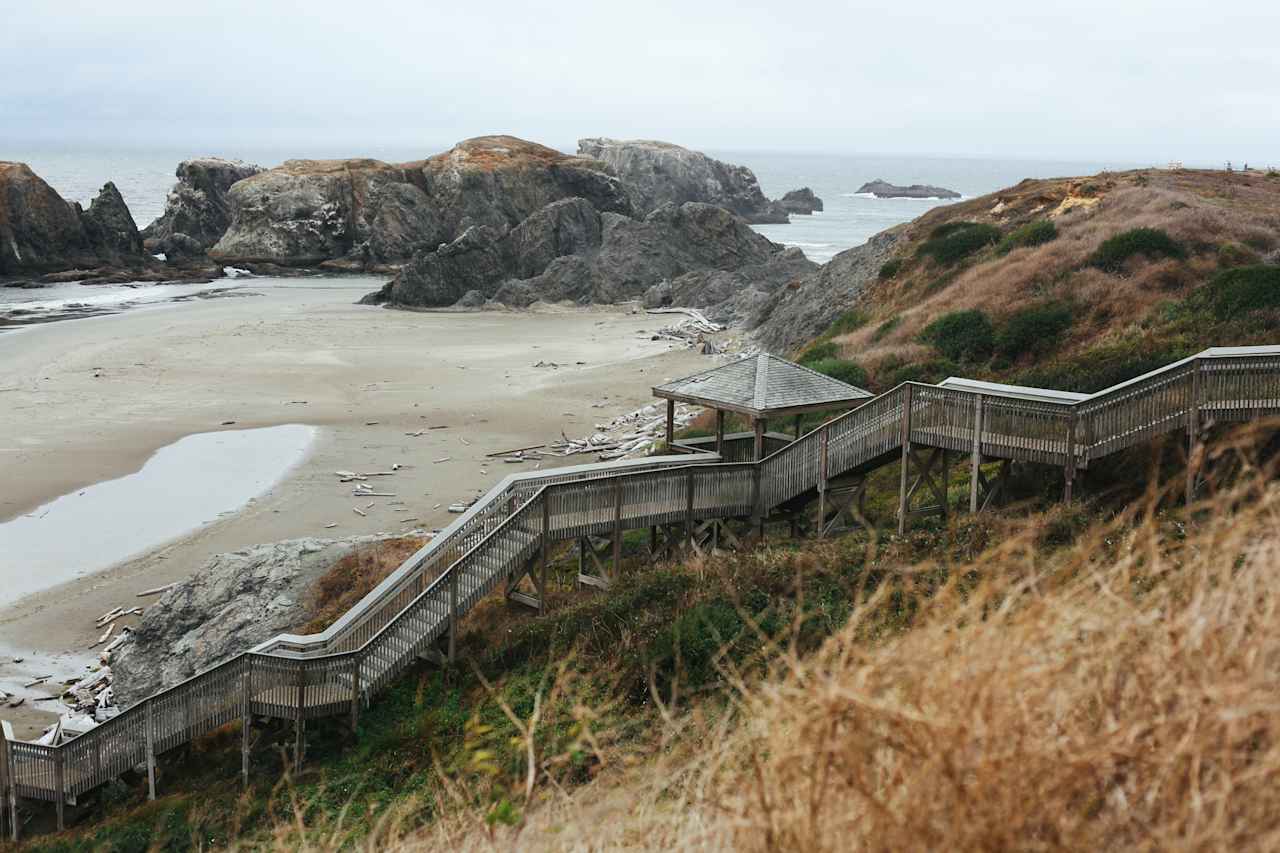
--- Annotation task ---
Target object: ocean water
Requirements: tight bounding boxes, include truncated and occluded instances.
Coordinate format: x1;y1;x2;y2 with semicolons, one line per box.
4;144;1143;268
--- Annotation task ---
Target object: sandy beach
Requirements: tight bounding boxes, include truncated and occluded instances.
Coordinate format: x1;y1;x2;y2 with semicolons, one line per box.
0;276;711;736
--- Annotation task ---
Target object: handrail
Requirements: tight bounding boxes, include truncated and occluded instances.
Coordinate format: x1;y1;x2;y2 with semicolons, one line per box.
6;345;1280;827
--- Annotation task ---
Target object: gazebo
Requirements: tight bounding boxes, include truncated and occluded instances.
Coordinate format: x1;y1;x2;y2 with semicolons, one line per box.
653;354;874;460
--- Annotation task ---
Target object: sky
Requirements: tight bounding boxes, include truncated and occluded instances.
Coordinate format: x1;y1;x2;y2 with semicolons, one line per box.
2;0;1277;164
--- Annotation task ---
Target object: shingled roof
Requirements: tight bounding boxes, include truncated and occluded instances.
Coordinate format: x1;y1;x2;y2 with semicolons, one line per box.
653;354;873;418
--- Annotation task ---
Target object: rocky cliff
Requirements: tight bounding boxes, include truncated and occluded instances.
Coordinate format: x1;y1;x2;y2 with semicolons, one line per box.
0;162;147;276
576;138;792;224
143;157;262;257
208;137;631;269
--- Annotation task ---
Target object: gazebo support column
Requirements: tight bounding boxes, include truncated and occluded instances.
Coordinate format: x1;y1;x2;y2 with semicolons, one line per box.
753;419;765;461
665;399;675;449
793;414;803;439
715;410;725;457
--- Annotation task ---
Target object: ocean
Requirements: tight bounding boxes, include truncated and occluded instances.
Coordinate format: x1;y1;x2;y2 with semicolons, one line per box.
1;144;1143;320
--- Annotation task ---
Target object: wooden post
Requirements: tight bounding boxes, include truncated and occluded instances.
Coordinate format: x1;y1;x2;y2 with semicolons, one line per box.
349;653;361;732
969;394;983;514
294;665;307;768
686;468;696;551
448;570;458;663
54;748;65;831
1187;361;1201;506
0;730;7;842
793;414;803;439
752;462;765;543
242;660;252;788
145;699;156;802
715;410;725;457
753;418;765;461
897;386;914;535
5;731;15;844
817;427;830;539
539;497;549;615
1064;409;1078;503
940;450;950;518
665;399;675;449
613;481;623;577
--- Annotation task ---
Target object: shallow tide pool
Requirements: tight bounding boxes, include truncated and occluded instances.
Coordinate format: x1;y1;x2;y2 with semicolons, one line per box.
0;424;316;604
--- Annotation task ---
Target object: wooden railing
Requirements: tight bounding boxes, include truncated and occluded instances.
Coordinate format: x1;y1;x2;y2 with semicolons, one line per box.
6;345;1280;835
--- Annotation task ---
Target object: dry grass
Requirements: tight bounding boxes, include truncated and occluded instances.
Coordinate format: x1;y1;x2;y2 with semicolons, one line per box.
297;536;427;633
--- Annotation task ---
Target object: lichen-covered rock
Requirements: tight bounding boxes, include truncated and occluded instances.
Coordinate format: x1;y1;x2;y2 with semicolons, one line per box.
111;534;405;706
577;138;789;224
754;230;901;353
143;157;262;254
0;163;146;276
778;187;824;214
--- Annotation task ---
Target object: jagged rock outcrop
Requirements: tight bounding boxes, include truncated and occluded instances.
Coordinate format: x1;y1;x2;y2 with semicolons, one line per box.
779;187;824;214
143;158;262;256
0;162;146;276
577;138;789;224
364;199;815;316
857;179;961;200
210;137;630;269
754;229;902;353
112;533;411;706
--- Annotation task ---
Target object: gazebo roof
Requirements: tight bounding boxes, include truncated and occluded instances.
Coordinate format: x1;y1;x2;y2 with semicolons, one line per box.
653;353;873;418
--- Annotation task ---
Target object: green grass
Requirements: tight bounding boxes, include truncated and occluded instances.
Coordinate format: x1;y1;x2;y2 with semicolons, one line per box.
996;220;1057;255
871;316;901;343
921;310;995;362
917;222;1002;265
1088;227;1186;272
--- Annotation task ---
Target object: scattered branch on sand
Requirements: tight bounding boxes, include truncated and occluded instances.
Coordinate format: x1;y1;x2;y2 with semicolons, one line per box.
136;583;177;598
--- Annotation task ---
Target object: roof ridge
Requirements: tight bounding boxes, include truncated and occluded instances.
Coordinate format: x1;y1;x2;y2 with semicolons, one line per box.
754;353;770;409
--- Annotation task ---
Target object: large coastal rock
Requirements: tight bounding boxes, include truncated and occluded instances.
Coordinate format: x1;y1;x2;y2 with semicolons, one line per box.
143;157;262;256
857;179;961;200
210;137;630;269
754;229;902;353
779;187;824;214
365;200;816;316
577;138;789;224
112;534;409;706
0;162;146;276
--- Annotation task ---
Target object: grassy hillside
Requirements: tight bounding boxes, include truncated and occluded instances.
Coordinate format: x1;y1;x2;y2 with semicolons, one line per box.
799;168;1280;392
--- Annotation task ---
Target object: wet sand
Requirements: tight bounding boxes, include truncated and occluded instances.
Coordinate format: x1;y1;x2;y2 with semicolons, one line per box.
0;276;710;736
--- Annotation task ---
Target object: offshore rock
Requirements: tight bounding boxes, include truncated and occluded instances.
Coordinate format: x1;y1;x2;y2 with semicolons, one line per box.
857;179;962;200
778;187;824;214
577;138;789;224
143;157;263;255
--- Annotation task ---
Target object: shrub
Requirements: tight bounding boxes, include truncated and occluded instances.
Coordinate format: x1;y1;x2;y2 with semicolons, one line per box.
825;310;868;337
996;220;1057;255
917;222;1002;265
1088;227;1186;272
1202;265;1280;319
879;258;905;279
871;316;901;343
995;301;1074;358
807;358;870;389
798;340;839;364
921;310;995;362
1218;242;1261;268
883;358;960;387
1016;338;1191;393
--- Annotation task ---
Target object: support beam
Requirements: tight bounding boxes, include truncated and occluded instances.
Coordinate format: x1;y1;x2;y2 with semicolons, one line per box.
969;394;984;514
1064;410;1078;503
613;481;623;576
294;666;306;769
665;399;675;448
447;570;458;663
5;728;16;844
145;700;156;802
54;748;65;832
715;410;725;457
897;385;914;535
753;418;765;461
1187;362;1201;506
539;499;549;615
793;414;803;439
816;427;829;539
242;663;252;788
349;654;361;732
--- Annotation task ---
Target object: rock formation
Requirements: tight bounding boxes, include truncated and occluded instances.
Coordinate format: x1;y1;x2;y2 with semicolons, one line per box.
142;157;262;257
363;199;817;322
112;533;409;705
857;179;961;200
576;138;790;224
0;162;147;276
779;187;824;214
209;137;631;269
753;229;901;353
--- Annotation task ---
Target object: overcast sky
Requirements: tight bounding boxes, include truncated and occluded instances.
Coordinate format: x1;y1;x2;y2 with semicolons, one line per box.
3;0;1276;164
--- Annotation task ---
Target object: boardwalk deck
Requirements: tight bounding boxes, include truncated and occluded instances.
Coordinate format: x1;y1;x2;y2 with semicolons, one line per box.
6;345;1280;836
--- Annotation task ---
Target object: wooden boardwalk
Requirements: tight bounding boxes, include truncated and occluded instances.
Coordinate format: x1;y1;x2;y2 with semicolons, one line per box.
5;345;1280;838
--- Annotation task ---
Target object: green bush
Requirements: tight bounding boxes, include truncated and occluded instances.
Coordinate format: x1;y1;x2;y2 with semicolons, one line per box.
871;316;901;343
879;258;905;279
996;220;1057;255
807;358;870;389
1015;339;1191;393
883;357;961;387
825;309;868;337
995;301;1074;357
798;340;839;364
921;310;995;362
1218;242;1261;268
917;222;1002;265
1088;227;1186;272
1202;265;1280;319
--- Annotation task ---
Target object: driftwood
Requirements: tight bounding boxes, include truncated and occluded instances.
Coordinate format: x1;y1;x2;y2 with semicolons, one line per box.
485;443;546;458
137;583;177;598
